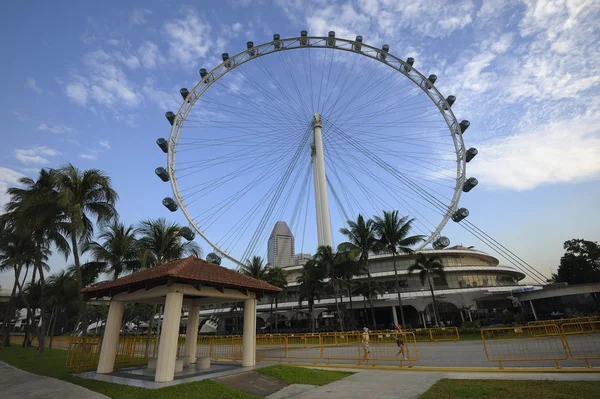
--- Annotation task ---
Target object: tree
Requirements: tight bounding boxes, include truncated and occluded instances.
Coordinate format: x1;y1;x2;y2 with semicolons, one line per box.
373;210;423;327
136;217;202;356
241;256;266;279
339;214;380;329
55;164;118;335
353;280;382;328
85;221;140;280
296;259;326;332
265;265;287;332
556;239;600;285
137;218;202;267
408;253;445;326
4;168;70;354
313;246;345;330
335;245;361;330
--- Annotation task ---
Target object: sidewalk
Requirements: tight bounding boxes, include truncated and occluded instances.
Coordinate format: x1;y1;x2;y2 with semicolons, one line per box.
268;369;600;399
0;361;107;399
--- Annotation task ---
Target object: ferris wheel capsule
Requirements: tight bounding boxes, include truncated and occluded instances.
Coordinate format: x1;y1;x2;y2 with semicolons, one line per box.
165;111;175;126
162;197;178;212
156;138;168;153
179;226;195;241
452;208;469;222
353;36;363;51
433;236;450;249
155;167;169;182
459;120;470;133
300;30;309;46
273;34;282;49
404;57;415;72
378;44;389;60
466;147;478;162
443;95;456;110
327;31;336;47
463;177;478;192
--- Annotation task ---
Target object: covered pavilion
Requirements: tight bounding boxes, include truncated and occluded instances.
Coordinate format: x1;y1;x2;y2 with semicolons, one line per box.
82;255;282;383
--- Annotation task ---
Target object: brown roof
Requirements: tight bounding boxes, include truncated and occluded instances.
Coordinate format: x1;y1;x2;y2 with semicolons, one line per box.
82;255;282;298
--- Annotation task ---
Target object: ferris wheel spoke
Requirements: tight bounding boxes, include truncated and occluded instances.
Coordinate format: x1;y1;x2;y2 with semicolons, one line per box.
276;51;312;117
325;119;453;216
325;145;440;236
324;138;434;236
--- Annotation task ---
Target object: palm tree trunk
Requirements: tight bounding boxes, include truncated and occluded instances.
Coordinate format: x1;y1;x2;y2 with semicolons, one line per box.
309;302;315;333
2;264;23;346
346;282;355;329
70;234;88;337
274;297;279;333
269;297;274;332
392;252;406;327
362;296;367;327
23;266;38;348
365;260;377;329
48;306;58;349
332;283;343;331
427;274;440;326
36;248;47;356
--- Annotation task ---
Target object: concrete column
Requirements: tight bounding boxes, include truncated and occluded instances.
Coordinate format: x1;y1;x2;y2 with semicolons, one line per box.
97;300;125;374
184;305;200;363
529;300;538;321
421;312;427;327
242;298;257;367
155;292;184;382
468;310;473;322
391;306;398;326
460;310;465;322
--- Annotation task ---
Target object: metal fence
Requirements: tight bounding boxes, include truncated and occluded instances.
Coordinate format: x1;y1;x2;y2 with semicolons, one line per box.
561;321;600;368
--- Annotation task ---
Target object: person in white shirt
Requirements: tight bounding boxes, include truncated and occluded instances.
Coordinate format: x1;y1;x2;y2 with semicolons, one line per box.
362;327;370;361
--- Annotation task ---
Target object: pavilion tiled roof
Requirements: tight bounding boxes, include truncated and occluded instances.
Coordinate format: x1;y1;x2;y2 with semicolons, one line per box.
82;255;282;297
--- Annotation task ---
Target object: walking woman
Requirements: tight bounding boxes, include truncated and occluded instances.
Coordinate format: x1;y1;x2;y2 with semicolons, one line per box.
395;324;408;360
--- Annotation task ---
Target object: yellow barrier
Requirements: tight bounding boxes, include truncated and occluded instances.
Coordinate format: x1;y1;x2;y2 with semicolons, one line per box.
66;336;103;372
528;317;593;327
429;327;460;342
481;325;569;369
561;321;600;368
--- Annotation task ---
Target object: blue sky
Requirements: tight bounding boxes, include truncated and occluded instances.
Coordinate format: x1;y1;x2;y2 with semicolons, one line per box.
1;0;599;288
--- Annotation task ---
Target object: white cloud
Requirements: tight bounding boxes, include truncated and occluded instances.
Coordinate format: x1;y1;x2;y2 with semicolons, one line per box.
38;122;73;134
131;8;152;25
469;113;600;190
490;33;513;54
65;49;139;108
79;153;97;160
99;140;111;150
10;111;28;121
14;146;61;165
164;10;212;63
26;77;45;95
138;41;165;68
66;79;89;106
0;167;26;213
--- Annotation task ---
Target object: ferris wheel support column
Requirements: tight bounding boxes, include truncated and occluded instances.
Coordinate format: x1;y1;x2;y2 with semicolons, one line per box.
311;113;333;248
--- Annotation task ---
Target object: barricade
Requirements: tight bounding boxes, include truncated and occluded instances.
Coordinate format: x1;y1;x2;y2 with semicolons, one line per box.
528;317;592;327
481;324;568;369
561;321;600;368
66;336;103;372
429;327;460;342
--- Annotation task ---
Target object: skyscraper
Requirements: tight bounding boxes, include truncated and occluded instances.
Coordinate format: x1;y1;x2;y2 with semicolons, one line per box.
268;221;294;267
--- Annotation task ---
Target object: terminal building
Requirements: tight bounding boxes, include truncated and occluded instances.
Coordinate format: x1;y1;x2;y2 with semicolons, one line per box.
201;222;532;332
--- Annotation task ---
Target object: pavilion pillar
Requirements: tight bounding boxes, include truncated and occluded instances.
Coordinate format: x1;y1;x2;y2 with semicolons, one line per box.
155;292;183;382
242;298;257;367
184;305;200;364
97;300;125;374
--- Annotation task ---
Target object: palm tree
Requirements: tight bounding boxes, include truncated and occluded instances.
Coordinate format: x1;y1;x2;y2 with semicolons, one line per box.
353;280;382;327
408;253;445;326
4;169;70;354
335;246;361;330
85;221;140;280
296;259;326;332
46;270;77;348
241;256;266;279
265;265;287;332
137;218;202;267
136;217;202;355
55;164;117;335
313;246;345;330
340;214;380;329
373;210;424;327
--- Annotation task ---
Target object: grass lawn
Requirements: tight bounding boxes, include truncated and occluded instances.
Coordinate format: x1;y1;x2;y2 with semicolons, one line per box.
256;365;353;386
418;379;600;399
0;346;259;398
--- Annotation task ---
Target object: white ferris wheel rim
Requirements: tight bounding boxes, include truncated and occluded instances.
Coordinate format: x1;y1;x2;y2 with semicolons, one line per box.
166;34;467;267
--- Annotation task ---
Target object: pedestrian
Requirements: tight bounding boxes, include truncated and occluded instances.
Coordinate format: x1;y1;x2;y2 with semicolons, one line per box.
395;324;408;360
361;327;370;361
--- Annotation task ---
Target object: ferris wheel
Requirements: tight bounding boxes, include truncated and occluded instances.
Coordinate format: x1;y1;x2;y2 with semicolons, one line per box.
155;31;479;268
